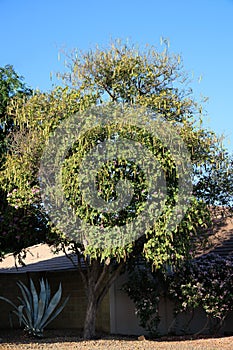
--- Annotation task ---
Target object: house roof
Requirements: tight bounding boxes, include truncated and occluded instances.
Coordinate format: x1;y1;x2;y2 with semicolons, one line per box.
0;244;79;274
196;214;233;258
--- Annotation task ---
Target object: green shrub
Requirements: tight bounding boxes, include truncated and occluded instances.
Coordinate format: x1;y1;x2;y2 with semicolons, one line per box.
123;267;164;337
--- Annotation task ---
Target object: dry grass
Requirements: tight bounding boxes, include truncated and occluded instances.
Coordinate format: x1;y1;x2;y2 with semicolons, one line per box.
0;331;232;350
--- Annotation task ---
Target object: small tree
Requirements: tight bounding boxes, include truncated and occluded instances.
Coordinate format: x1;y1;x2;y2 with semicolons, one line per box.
0;40;231;339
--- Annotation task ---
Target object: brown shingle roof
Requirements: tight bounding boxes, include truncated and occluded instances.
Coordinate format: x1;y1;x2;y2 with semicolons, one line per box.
0;244;79;274
196;214;233;258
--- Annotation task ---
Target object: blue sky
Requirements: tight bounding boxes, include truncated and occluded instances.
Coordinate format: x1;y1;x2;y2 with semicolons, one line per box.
1;0;233;151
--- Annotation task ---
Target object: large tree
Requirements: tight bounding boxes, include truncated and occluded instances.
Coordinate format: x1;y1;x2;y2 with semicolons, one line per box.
0;65;44;259
0;41;231;338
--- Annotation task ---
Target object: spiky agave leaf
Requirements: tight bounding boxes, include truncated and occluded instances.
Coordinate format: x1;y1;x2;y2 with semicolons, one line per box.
34;278;46;329
17;305;25;326
17;296;31;326
17;281;33;308
39;282;62;327
45;279;51;309
29;278;39;326
0;296;18;310
16;281;33;329
41;295;70;329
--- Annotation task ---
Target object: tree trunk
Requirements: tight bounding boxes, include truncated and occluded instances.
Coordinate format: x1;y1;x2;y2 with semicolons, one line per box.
83;291;97;339
80;258;124;339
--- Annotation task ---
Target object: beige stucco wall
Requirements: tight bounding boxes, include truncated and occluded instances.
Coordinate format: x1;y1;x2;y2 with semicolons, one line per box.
109;272;145;335
110;272;233;336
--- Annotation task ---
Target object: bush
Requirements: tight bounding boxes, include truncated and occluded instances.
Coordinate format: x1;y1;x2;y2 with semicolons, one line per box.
124;254;233;336
123;266;165;337
168;253;233;333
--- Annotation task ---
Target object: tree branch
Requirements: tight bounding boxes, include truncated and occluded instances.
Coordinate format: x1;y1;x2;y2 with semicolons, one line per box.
96;261;125;308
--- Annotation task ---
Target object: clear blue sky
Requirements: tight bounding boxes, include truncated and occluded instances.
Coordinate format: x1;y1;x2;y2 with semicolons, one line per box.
1;0;233;151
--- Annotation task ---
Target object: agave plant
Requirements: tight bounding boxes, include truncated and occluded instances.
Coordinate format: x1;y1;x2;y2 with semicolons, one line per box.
0;277;69;337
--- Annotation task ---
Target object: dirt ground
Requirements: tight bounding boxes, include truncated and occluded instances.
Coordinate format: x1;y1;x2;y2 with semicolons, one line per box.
0;330;232;350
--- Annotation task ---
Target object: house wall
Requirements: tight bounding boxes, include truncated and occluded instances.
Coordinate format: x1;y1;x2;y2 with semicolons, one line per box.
110;272;233;336
1;269;233;336
109;272;145;335
0;270;110;334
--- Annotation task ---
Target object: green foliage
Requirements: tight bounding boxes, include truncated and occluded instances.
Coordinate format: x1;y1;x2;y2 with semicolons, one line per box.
0;65;32;160
0;277;69;337
60;39;192;121
0;86;97;256
0;64;31;118
0;187;49;259
0;66;39;257
193;151;233;207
